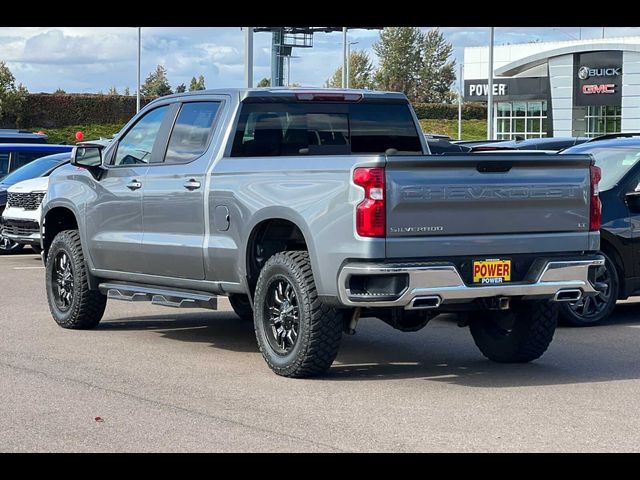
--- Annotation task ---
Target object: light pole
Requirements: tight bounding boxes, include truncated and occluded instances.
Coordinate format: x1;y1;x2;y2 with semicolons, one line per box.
346;41;359;88
487;27;495;140
244;27;254;88
137;27;141;112
342;27;348;88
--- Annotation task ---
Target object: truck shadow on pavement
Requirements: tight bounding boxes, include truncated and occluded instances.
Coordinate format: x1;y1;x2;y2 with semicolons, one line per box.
100;302;640;387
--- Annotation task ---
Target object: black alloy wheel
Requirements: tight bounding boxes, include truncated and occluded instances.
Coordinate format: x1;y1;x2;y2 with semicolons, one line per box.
264;278;300;355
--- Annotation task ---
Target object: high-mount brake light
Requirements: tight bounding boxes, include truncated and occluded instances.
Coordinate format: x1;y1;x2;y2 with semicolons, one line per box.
295;92;363;102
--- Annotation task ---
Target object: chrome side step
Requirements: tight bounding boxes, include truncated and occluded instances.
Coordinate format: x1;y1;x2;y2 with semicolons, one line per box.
99;282;218;310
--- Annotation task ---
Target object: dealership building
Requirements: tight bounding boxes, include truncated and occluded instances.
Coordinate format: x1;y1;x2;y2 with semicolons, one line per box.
463;36;640;139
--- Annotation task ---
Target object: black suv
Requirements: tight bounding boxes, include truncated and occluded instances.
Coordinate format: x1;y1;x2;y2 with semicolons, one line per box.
559;135;640;325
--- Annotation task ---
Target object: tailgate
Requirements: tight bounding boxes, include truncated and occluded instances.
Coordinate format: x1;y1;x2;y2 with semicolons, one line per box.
385;153;593;242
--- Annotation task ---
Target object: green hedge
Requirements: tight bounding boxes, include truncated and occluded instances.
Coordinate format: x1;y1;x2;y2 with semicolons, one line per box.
0;93;487;129
412;102;487;120
2;93;155;129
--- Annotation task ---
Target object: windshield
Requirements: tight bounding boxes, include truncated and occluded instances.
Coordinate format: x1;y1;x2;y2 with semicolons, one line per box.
0;154;67;185
563;142;640;191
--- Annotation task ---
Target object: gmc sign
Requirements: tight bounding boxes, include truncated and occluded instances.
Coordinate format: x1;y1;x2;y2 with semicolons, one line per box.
583;84;616;94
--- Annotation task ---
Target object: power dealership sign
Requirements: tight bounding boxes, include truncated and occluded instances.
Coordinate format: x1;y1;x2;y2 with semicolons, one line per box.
574;51;623;106
464;77;550;102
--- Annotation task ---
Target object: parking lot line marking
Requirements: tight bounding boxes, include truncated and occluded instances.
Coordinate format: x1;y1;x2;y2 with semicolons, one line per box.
13;266;44;270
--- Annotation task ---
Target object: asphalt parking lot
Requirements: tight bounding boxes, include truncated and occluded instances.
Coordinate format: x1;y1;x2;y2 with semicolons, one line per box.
2;251;640;452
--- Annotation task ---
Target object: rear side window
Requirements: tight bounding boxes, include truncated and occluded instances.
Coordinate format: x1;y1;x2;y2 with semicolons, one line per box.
13;151;46;170
230;102;422;157
164;102;221;164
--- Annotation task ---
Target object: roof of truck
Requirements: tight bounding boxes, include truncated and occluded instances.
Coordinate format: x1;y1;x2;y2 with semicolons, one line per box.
149;87;408;104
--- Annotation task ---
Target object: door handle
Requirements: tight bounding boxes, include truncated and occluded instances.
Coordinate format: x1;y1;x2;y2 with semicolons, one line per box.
127;180;142;190
183;179;201;191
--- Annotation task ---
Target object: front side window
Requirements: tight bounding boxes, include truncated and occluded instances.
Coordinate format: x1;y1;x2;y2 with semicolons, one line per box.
164;102;221;164
114;105;170;166
230;101;422;157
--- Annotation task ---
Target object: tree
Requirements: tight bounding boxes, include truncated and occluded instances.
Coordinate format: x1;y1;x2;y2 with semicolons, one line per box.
108;86;118;95
124;87;131;96
373;27;423;101
417;28;456;103
256;77;270;87
175;83;186;93
188;75;205;91
325;50;375;89
141;65;172;97
53;88;66;94
0;61;28;123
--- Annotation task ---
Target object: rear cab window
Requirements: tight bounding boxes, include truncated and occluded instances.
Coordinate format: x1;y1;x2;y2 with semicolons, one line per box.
230;99;423;157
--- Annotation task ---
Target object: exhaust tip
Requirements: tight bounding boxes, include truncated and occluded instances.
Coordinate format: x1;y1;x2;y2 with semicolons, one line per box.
408;296;441;310
553;289;582;302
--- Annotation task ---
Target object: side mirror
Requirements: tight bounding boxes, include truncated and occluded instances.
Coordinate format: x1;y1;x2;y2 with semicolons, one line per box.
71;145;104;169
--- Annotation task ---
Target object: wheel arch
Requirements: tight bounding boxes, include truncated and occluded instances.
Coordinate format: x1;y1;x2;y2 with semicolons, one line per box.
243;210;317;296
42;205;99;290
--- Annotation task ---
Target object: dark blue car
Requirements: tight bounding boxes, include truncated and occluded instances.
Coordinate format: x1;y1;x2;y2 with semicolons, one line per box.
0;143;73;179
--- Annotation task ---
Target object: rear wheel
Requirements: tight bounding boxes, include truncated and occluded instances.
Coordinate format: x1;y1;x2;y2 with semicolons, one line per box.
559;252;618;327
228;294;253;321
253;251;344;378
45;230;107;329
0;236;24;255
469;301;557;363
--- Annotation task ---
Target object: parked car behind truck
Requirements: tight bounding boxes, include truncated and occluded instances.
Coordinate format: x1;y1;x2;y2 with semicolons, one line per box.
41;88;603;377
557;134;640;326
0;152;72;254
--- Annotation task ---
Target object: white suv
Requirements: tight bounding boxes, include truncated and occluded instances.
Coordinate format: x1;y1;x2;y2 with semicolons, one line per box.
1;176;48;253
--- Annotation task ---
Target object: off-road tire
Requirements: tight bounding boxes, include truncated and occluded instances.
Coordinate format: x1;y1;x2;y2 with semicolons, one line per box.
254;251;344;378
469;301;558;363
228;294;253;321
45;230;107;329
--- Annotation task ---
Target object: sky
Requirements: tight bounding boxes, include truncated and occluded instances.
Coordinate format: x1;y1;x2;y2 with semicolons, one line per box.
2;26;640;94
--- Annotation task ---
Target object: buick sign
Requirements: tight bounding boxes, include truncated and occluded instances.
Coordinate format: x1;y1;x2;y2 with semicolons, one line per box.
578;66;622;80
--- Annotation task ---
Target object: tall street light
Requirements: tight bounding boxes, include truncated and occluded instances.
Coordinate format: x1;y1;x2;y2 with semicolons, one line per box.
346;41;359;88
487;27;495;140
137;27;141;113
342;27;348;88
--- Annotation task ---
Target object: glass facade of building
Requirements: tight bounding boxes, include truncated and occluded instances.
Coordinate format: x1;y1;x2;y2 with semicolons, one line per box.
496;100;548;140
585;105;622;137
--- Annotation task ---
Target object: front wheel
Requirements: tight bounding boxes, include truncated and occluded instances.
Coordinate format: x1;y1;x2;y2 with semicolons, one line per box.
559;252;618;327
0;236;24;255
253;251;344;378
45;230;107;329
469;301;558;363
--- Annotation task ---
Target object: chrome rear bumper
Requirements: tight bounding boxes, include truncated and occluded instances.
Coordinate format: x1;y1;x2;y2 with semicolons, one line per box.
337;256;604;308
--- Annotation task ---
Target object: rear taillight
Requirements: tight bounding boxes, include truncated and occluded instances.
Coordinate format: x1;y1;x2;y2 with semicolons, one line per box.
590;165;602;231
353;167;385;237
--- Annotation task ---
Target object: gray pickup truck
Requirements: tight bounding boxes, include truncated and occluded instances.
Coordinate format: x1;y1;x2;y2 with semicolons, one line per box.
41;88;604;377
